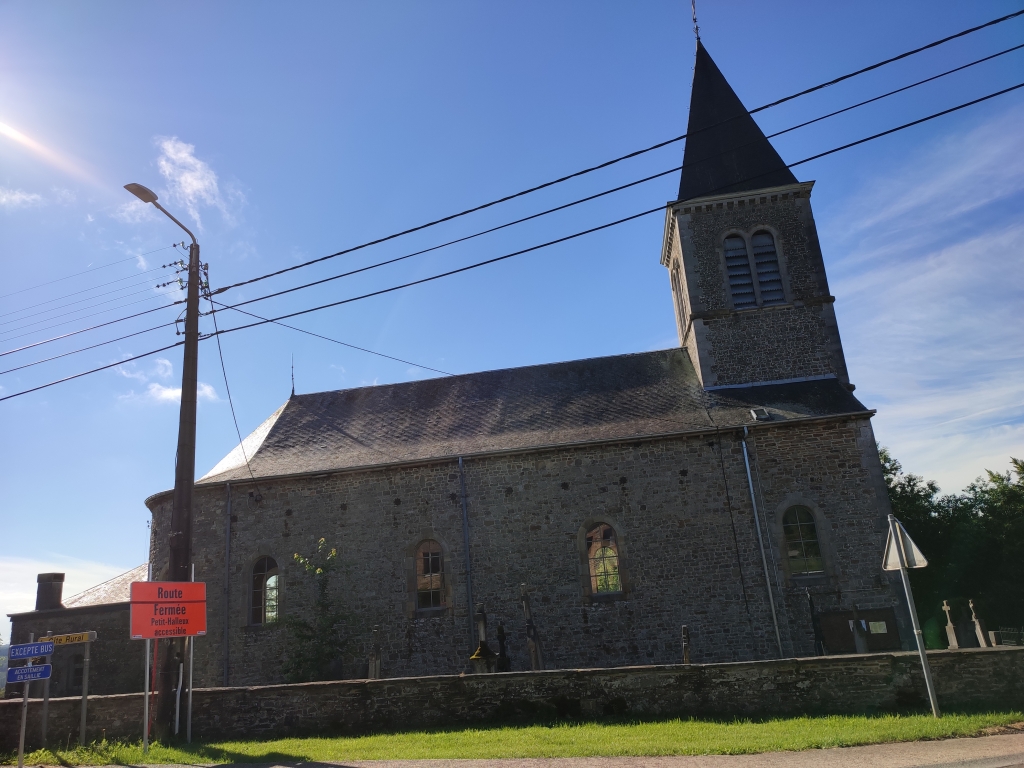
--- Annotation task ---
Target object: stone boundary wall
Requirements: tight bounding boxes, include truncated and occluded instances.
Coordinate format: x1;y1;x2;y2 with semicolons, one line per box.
2;648;1021;750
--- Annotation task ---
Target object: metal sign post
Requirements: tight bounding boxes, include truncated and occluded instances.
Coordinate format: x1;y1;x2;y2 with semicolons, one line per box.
883;514;940;717
188;563;195;744
8;634;55;768
41;632;52;748
129;579;206;744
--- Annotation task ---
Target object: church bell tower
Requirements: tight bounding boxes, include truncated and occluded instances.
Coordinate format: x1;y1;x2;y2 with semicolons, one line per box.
661;41;851;391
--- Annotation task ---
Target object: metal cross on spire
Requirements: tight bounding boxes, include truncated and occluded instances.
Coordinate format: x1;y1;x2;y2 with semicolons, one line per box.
691;0;700;41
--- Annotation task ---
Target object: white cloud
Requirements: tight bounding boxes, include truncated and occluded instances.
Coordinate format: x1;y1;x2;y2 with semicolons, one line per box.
0;556;132;644
112;199;155;224
0;187;43;208
826;103;1024;492
139;381;218;403
52;187;76;204
155;136;240;228
154;357;173;378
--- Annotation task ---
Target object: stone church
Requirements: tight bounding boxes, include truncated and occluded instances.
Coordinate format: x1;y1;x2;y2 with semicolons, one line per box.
146;41;907;686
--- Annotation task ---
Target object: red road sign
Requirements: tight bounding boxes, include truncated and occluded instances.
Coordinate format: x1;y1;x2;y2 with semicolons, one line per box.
130;581;207;639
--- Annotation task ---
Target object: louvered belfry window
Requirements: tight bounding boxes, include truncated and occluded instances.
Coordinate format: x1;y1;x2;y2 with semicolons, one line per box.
752;232;785;305
724;235;756;309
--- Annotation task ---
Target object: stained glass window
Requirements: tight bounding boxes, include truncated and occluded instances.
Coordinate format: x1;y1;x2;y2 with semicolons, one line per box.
251;556;280;624
586;523;621;594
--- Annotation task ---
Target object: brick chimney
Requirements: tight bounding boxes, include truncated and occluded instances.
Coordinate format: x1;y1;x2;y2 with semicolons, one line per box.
35;573;65;610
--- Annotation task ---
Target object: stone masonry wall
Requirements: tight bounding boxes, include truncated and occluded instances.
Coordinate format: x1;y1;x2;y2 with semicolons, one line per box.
669;185;850;387
146;414;898;688
2;648;1021;750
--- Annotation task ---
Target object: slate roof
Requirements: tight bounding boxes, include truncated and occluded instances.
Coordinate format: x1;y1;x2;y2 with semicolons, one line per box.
195;348;867;486
62;564;148;608
678;41;798;201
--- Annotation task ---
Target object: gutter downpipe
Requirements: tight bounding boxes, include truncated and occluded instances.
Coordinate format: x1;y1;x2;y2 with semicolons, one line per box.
458;457;475;653
741;426;784;657
222;482;231;686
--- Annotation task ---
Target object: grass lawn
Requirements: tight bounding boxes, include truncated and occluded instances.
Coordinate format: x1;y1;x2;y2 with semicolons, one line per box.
4;711;1021;764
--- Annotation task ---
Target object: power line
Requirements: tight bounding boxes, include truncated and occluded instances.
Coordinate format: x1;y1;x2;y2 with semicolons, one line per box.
766;41;1024;140
206;81;1024;338
205;283;262;491
209;164;683;310
749;9;1024;113
0;278;180;330
0;321;176;376
211;300;455;376
0;341;184;403
0;289;184;342
211;76;1024;318
4;25;1016;360
208;10;1024;298
0;265;180;319
0;302;183;359
3;79;1022;403
0;244;181;299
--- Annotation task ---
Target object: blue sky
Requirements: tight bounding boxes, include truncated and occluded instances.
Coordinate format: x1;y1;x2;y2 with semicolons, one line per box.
2;1;1023;639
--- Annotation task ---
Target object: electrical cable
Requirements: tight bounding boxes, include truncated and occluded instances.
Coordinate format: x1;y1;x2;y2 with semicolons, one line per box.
0;301;184;359
207;79;1024;337
204;279;264;495
766;41;1024;141
0;265;180;319
208;10;1024;297
0;321;177;376
2;79;1022;403
0;289;184;342
0;279;180;330
0;341;184;403
4;28;1016;357
209;164;683;309
210;81;1024;323
0;244;180;299
211;300;455;376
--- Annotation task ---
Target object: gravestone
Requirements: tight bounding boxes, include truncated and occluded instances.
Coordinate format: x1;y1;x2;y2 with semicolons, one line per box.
367;625;382;679
970;600;990;648
469;604;496;674
942;600;959;649
496;623;511;672
520;584;545;671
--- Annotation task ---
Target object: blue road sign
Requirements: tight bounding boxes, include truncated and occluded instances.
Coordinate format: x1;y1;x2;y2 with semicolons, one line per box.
7;664;51;684
9;641;54;659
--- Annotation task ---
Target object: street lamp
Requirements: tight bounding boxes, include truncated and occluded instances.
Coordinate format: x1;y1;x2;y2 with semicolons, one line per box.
125;182;201;737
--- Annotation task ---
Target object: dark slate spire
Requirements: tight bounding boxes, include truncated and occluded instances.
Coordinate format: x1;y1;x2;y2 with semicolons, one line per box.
678;41;797;201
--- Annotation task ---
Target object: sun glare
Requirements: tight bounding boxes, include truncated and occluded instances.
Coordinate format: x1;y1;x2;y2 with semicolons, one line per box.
0;119;97;184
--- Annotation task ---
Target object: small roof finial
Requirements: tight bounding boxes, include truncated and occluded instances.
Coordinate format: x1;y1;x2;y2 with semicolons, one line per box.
291;353;295;397
691;0;700;41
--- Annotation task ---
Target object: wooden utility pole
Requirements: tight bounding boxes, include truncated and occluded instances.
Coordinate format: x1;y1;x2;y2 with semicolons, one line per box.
123;183;201;738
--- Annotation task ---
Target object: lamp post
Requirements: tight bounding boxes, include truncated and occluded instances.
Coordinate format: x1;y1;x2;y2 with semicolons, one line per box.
124;183;201;736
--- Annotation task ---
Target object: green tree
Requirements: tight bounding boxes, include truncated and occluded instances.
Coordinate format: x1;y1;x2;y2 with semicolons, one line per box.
283;537;346;682
880;448;1024;638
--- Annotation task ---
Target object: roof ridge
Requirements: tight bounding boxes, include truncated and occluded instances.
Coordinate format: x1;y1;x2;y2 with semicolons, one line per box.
291;347;682;400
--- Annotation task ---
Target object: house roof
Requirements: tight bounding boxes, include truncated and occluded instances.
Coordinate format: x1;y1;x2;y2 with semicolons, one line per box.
62;564;148;608
191;347;867;487
678;41;798;201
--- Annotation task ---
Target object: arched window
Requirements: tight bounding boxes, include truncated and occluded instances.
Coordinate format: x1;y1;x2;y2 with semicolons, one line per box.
416;540;445;609
751;232;785;305
251;556;280;625
782;506;823;574
724;236;756;309
586;523;622;594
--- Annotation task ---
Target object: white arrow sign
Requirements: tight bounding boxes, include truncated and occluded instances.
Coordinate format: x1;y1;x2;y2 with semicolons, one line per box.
883;518;928;570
